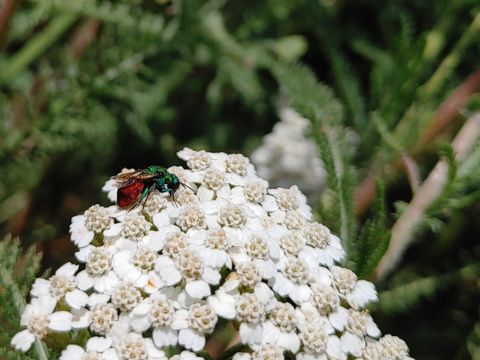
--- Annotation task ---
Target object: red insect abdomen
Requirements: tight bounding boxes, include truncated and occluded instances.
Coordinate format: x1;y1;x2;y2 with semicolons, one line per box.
117;181;145;208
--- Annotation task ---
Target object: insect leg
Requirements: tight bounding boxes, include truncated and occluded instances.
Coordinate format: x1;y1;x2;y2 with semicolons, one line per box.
141;186;154;208
128;185;153;212
170;190;178;207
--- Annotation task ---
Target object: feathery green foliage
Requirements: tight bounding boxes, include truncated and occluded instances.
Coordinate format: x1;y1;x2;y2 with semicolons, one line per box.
0;1;480;359
355;181;390;278
0;235;46;359
376;264;480;315
468;323;480;360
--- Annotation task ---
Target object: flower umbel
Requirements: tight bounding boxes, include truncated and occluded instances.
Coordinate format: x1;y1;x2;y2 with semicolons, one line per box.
12;148;412;360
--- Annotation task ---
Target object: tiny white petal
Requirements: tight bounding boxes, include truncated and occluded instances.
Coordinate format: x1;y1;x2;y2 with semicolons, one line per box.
75;269;93;288
366;320;381;338
197;186;214;202
156;256;182;286
130;315;151;333
340;332;363;357
327;335;346;360
208;292;236;319
349;280;377;308
65;289;89;310
93;271;120;293
104;223;122;237
185;280;211;299
75;247;91;263
262;195;277;212
254;282;275;309
60;345;85;360
290;284;311;304
153;212;171;228
77;232;94;248
148;231;165;251
153;326;178;347
11;329;35;352
88;293;110;307
239;323;262;345
179;328;205;352
49;311;73;332
56;262;79;277
145;272;165;294
71;309;90;329
86;336;112;352
103;348;121;360
233;353;252;360
201;267;221;285
271;273;294;297
329;308;348;331
255;259;276;279
171;309;190;330
30;278;50;297
145;338;167;359
39;295;57;314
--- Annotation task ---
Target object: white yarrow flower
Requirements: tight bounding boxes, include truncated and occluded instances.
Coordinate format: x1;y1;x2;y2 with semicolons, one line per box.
11;295;72;352
70;205;114;248
13;148;411;360
31;262;88;310
75;245;120;293
171;300;218;351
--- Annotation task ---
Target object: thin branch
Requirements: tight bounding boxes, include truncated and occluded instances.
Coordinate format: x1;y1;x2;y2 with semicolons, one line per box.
417;68;480;147
355;69;480;216
400;153;421;193
68;19;101;61
0;0;18;47
0;14;77;85
375;113;480;281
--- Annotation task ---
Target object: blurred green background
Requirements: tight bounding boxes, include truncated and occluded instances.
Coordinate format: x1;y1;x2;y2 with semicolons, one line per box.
1;1;480;359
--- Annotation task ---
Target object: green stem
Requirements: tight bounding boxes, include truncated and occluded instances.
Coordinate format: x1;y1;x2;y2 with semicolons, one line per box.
324;128;350;249
0;13;76;85
394;10;480;147
421;10;480;98
34;340;49;360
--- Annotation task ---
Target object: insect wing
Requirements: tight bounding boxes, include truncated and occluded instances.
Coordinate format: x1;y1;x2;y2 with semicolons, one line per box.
117;181;146;208
111;170;162;187
111;170;143;187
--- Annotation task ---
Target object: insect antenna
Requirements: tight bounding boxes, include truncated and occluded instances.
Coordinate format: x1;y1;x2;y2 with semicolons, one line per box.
180;182;196;192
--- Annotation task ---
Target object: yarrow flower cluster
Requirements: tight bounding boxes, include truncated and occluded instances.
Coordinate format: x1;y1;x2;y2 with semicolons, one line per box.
12;148;413;360
251;107;326;200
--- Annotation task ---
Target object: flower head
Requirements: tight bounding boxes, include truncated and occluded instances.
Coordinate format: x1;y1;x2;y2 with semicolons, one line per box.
11;296;72;352
251;107;326;199
12;148;411;360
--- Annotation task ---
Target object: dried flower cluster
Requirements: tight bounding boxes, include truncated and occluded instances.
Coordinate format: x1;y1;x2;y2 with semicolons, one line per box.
12;148;413;360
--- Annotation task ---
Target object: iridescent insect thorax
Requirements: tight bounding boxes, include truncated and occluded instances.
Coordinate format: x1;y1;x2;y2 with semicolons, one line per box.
143;165;168;176
166;173;180;191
